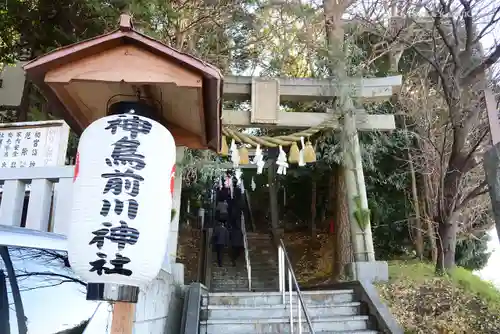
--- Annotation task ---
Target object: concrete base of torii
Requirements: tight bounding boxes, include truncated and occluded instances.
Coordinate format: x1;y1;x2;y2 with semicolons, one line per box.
345;261;389;282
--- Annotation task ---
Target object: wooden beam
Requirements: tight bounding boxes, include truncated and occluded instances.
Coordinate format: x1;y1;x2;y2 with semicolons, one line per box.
222;110;395;131
223;75;402;103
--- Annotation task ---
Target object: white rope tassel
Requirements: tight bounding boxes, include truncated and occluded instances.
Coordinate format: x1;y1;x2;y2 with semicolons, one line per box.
240;178;245;194
229;176;234;199
299;136;306;166
251;176;256;191
252;144;262;164
276;145;288;175
230;139;239;168
257;159;265;174
235;168;243;186
252;144;265;174
235;168;245;194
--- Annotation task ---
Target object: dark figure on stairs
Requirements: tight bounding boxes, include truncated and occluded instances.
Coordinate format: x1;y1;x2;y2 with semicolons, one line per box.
216;200;229;226
230;227;244;267
212;221;229;267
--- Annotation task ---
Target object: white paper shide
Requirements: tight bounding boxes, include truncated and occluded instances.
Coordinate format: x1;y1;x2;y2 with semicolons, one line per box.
68;113;176;287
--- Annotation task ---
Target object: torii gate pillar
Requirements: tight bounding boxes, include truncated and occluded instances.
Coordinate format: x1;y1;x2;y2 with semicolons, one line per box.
343;112;388;282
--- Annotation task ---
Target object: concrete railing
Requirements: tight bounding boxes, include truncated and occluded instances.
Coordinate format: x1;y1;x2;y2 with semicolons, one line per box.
0;166;74;249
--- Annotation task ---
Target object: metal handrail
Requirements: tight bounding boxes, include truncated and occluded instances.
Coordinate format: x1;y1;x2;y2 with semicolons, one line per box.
278;239;315;334
240;212;252;291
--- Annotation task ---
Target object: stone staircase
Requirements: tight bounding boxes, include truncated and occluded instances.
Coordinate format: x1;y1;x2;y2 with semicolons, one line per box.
199;289;379;333
203;231;391;333
246;232;279;291
210;232;278;292
210;252;250;292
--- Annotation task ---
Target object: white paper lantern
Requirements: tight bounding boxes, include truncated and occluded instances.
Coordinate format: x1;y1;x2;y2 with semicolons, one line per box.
68;113;176;288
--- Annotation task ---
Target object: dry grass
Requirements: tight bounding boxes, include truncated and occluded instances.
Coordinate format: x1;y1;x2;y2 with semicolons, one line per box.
377;260;500;334
283;231;333;285
176;227;202;284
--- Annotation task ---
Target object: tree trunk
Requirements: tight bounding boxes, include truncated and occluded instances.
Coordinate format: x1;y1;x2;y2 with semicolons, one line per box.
403;115;423;259
324;0;345;61
323;0;352;281
428;219;438;263
310;178;317;237
332;165;352;281
419;145;438;262
0;246;27;334
408;170;424;260
435;219;457;273
268;160;280;234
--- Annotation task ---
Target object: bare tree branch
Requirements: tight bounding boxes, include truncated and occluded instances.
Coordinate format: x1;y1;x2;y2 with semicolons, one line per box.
15;272;87;287
456;180;488;211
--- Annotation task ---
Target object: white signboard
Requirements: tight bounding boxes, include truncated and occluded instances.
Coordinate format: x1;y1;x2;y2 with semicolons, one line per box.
0;120;70;169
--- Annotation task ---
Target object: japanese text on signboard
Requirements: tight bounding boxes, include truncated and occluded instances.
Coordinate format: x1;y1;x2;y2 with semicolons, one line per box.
0;127;58;168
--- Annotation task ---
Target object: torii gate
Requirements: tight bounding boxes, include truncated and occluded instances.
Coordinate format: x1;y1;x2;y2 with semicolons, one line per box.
218;75;400;282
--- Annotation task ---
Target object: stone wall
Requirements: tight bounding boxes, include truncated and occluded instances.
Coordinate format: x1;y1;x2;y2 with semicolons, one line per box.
134;264;185;334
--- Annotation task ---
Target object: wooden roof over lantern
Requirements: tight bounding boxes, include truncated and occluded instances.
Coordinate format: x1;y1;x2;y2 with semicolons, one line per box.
23;14;223;150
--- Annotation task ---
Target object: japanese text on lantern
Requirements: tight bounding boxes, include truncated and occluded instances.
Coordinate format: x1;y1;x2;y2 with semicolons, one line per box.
89;114;152;276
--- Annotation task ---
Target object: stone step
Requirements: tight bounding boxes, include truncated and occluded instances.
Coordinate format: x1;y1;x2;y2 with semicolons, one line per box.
248;249;274;254
313;332;378;334
199;315;371;333
211;264;251;291
203;302;362;320
247;243;275;248
246;233;273;239
210;283;279;292
211;278;249;284
309;332;378;334
248;257;277;263
248;261;277;266
209;230;280;292
244;275;277;281
224;331;378;334
211;273;249;280
211;284;250;290
249;269;278;275
247;244;275;249
202;290;355;307
248;255;276;260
